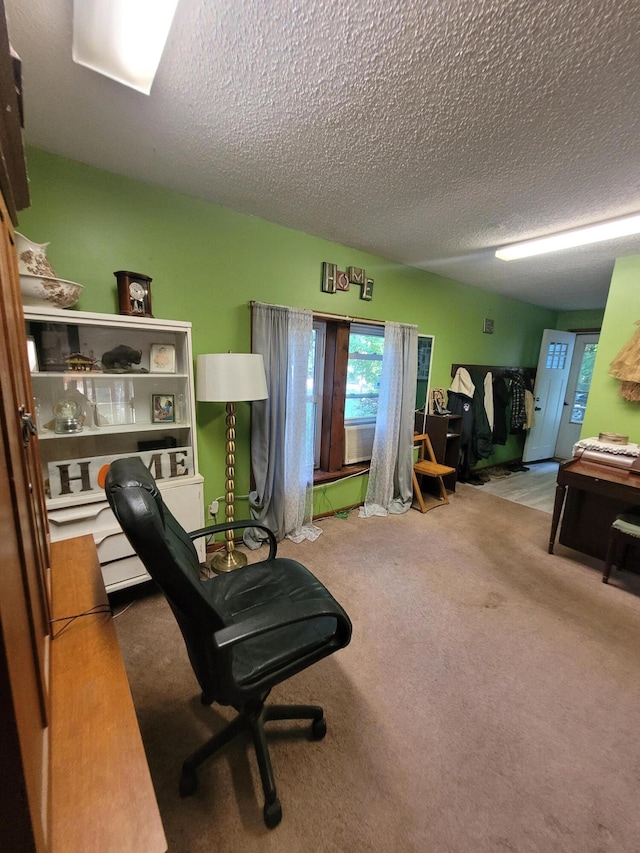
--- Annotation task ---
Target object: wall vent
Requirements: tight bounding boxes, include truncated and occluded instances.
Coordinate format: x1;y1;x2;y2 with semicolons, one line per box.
344;423;375;465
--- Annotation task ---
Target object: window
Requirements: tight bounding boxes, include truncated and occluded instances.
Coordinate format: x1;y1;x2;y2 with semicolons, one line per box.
570;342;598;424
310;318;384;473
308;322;325;467
345;324;384;423
546;342;569;370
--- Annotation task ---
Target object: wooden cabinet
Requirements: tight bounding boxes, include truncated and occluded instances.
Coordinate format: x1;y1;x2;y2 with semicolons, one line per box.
24;305;204;592
49;536;166;853
1;16;165;850
424;413;462;492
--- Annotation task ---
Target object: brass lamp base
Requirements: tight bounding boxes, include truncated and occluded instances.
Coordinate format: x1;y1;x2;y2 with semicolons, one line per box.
210;547;248;574
209;399;249;574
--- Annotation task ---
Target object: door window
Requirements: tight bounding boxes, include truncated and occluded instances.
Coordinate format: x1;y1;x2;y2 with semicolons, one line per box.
546;342;569;370
569;342;598;424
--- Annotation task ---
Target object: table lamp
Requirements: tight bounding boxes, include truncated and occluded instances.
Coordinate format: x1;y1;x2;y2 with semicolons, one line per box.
196;353;268;572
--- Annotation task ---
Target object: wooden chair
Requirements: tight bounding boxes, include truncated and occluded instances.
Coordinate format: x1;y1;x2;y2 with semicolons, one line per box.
412;433;456;513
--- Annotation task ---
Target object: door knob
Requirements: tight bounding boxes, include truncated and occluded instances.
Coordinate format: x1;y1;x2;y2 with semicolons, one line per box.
534;406;542;411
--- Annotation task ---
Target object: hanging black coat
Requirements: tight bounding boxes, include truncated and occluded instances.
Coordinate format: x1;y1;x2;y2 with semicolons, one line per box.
492;376;510;445
468;369;493;463
447;390;473;448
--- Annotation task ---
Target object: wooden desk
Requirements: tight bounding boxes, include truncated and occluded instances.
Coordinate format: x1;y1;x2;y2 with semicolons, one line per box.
549;457;640;559
50;535;166;853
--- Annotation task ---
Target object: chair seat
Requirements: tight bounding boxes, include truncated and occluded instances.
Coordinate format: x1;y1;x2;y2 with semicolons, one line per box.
414;460;456;478
205;558;338;688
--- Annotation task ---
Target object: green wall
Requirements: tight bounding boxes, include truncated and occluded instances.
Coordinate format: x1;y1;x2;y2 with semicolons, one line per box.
582;255;640;442
555;308;604;331
18;148;559;517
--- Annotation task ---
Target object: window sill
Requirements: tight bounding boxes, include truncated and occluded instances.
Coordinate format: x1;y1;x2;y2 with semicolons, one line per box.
313;463;370;485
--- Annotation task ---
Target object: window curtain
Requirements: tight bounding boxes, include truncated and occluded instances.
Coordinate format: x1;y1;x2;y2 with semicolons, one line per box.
244;302;322;547
359;321;418;517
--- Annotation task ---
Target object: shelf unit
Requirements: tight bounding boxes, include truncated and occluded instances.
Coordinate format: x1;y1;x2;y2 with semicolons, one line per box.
24;305;204;592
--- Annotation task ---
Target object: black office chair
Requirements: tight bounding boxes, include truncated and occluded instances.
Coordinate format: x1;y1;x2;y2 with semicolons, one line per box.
105;457;352;829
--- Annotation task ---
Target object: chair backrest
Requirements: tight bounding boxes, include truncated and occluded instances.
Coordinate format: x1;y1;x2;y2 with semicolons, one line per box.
413;432;437;464
105;456;224;697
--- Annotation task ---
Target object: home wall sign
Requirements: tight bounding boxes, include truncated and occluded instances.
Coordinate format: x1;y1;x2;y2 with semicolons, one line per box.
321;262;374;301
47;446;193;498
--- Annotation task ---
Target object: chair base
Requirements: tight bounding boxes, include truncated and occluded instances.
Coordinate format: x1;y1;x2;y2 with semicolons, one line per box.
179;698;326;828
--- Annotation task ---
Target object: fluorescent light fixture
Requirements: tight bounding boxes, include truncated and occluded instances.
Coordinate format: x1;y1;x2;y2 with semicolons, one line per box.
495;213;640;261
73;0;179;95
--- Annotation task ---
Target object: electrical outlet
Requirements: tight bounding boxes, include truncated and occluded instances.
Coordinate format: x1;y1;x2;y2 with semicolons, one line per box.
209;500;219;517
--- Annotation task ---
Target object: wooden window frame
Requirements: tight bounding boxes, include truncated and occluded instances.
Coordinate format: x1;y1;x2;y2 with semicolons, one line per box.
315;318;383;480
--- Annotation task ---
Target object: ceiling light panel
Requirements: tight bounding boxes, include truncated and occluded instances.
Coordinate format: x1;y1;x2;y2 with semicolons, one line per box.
495;213;640;261
72;0;179;95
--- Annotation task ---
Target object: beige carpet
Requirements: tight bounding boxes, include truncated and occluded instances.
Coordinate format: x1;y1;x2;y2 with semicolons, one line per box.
114;484;640;852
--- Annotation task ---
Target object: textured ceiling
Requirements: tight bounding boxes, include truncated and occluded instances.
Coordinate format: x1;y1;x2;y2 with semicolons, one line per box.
6;0;640;311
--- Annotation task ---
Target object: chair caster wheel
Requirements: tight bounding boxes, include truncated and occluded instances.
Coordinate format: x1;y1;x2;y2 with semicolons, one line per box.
179;767;198;797
311;717;327;740
263;798;282;829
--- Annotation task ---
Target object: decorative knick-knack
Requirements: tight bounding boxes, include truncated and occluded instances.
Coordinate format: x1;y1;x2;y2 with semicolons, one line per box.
16;232;57;278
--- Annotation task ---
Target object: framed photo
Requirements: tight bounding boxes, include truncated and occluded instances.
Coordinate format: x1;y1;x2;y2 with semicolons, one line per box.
26;335;39;372
150;343;176;373
31;321;80;371
152;393;175;423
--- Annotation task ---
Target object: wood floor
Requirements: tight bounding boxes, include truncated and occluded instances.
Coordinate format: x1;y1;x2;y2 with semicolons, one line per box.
467;460;560;514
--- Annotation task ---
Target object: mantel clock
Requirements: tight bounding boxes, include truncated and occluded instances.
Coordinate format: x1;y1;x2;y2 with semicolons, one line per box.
115;270;153;318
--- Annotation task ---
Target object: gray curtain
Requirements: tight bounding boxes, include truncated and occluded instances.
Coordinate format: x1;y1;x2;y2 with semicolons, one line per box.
359;321;418;516
244;302;320;547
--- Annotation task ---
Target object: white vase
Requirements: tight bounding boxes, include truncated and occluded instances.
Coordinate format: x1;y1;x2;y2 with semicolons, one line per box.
15;232;57;278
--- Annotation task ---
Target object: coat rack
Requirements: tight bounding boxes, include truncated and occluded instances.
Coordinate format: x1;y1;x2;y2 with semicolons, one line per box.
450;364;536;389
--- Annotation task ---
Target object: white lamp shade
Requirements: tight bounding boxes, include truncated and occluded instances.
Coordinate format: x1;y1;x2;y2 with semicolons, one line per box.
196;353;268;403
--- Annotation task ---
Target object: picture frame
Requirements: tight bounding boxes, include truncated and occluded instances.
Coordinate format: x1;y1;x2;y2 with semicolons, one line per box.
152;393;175;423
31;321;80;371
26;335;38;372
150;343;176;373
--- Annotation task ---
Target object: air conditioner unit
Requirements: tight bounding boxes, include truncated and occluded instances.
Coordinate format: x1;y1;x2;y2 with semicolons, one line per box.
344;423;375;465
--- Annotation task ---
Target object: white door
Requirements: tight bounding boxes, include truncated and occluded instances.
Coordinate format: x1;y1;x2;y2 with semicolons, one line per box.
554;334;599;460
522;329;576;463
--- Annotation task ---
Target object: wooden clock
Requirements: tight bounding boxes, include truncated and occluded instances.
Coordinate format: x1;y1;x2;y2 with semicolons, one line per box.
115;270;153;318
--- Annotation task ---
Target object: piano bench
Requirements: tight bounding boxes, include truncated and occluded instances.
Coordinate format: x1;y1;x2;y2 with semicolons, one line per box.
603;508;640;583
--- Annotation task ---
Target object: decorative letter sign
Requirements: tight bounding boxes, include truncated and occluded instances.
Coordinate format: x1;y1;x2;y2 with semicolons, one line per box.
321;262;374;301
321;262;337;293
47;447;193;498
